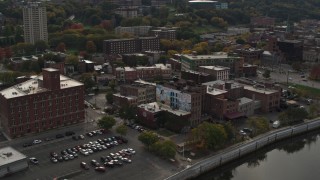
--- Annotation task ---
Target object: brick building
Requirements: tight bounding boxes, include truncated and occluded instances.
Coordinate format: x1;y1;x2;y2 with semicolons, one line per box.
151;27;177;41
181;53;244;78
114;64;172;82
103;37;160;55
198;66;230;81
234;48;264;64
181;70;213;84
113;81;156;107
242;64;257;77
0;68;85;138
168;58;181;71
156;81;206;126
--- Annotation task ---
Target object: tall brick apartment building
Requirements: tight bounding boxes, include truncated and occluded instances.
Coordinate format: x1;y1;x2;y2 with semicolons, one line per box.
0;68;85;138
103;37;160;54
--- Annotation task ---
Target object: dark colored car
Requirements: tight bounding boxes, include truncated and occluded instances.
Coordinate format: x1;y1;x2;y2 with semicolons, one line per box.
56;134;64;139
91;159;100;167
80;162;90;170
65;131;75;136
50;152;58;158
95;166;106;172
72;136;79;141
23;142;33;147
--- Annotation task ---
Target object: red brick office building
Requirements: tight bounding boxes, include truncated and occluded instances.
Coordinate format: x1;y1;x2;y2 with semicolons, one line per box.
0;68;85;138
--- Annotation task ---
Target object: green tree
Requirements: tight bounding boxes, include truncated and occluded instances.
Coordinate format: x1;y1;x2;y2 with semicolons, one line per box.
65;55;79;66
116;124;128;137
80;73;97;90
152;140;176;159
263;69;271;79
248;117;269;135
223;122;236;141
279;108;308;125
191;122;227;150
138;131;159;150
109;80;116;91
236;38;246;44
106;91;114;104
34;40;49;52
97;115;116;130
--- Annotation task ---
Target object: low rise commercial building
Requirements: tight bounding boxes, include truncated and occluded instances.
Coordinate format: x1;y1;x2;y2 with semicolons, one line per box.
114;64;172;82
0;147;28;178
181;70;213;84
198;66;230;81
181;53;244;78
234;48;264;64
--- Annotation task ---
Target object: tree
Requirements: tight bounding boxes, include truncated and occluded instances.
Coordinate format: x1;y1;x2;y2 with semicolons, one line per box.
138;131;159;150
86;40;97;54
223;122;236;141
56;42;66;52
236;38;246;44
109;80;116;91
106;91;114;104
80;73;97;90
151;140;176;159
279;108;308;125
98;115;116;130
191;122;227;150
248;117;269;135
263;69;271;79
34;40;49;52
116;124;128;137
65;55;79;67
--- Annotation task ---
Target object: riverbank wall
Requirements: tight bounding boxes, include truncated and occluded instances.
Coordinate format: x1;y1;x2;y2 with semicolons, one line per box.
165;118;320;180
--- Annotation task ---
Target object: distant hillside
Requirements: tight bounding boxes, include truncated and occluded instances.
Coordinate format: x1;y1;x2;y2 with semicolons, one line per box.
228;0;320;22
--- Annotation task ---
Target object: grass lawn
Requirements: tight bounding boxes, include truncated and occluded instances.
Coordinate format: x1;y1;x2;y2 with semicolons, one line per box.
157;129;176;137
290;83;320;97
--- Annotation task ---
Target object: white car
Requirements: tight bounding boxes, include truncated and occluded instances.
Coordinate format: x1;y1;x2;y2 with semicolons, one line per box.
29;157;39;164
127;148;136;154
33;139;42;144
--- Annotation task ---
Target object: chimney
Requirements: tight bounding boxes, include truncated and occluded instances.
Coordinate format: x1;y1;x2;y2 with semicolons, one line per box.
42;68;61;90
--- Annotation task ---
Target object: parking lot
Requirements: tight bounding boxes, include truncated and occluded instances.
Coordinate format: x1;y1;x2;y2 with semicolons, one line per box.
2;123;179;180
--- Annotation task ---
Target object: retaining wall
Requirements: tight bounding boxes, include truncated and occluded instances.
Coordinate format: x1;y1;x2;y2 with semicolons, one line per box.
165;118;320;180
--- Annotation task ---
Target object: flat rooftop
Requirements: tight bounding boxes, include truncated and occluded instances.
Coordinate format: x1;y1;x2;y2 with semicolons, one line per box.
0;75;83;99
244;85;278;94
206;86;227;96
113;93;136;100
0;147;27;166
182;53;241;60
138;102;190;116
134;79;156;86
199;66;230;71
238;97;254;105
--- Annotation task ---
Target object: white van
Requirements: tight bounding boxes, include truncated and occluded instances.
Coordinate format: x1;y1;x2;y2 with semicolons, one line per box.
273;121;280;128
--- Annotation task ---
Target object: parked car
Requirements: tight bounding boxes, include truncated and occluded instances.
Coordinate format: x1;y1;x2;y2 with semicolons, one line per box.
72;136;79;141
29;157;39;164
51;157;58;163
80;162;90;170
56;134;64;139
23;142;33;147
121;157;132;163
91;159;100;167
273;121;281;128
65;131;75;136
33;139;42;144
50;152;58;158
79;135;85;140
95;166;106;172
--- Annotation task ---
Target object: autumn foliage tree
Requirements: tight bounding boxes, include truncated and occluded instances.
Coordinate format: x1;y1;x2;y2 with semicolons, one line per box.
86;41;97;54
56;42;66;52
309;64;320;80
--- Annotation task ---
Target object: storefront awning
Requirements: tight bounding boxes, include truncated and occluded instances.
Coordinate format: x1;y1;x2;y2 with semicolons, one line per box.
224;112;245;120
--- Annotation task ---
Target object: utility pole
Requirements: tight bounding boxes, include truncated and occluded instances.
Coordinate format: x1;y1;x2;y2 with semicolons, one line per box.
286;70;290;86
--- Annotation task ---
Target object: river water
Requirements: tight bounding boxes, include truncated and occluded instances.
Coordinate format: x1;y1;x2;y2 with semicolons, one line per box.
196;130;320;180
